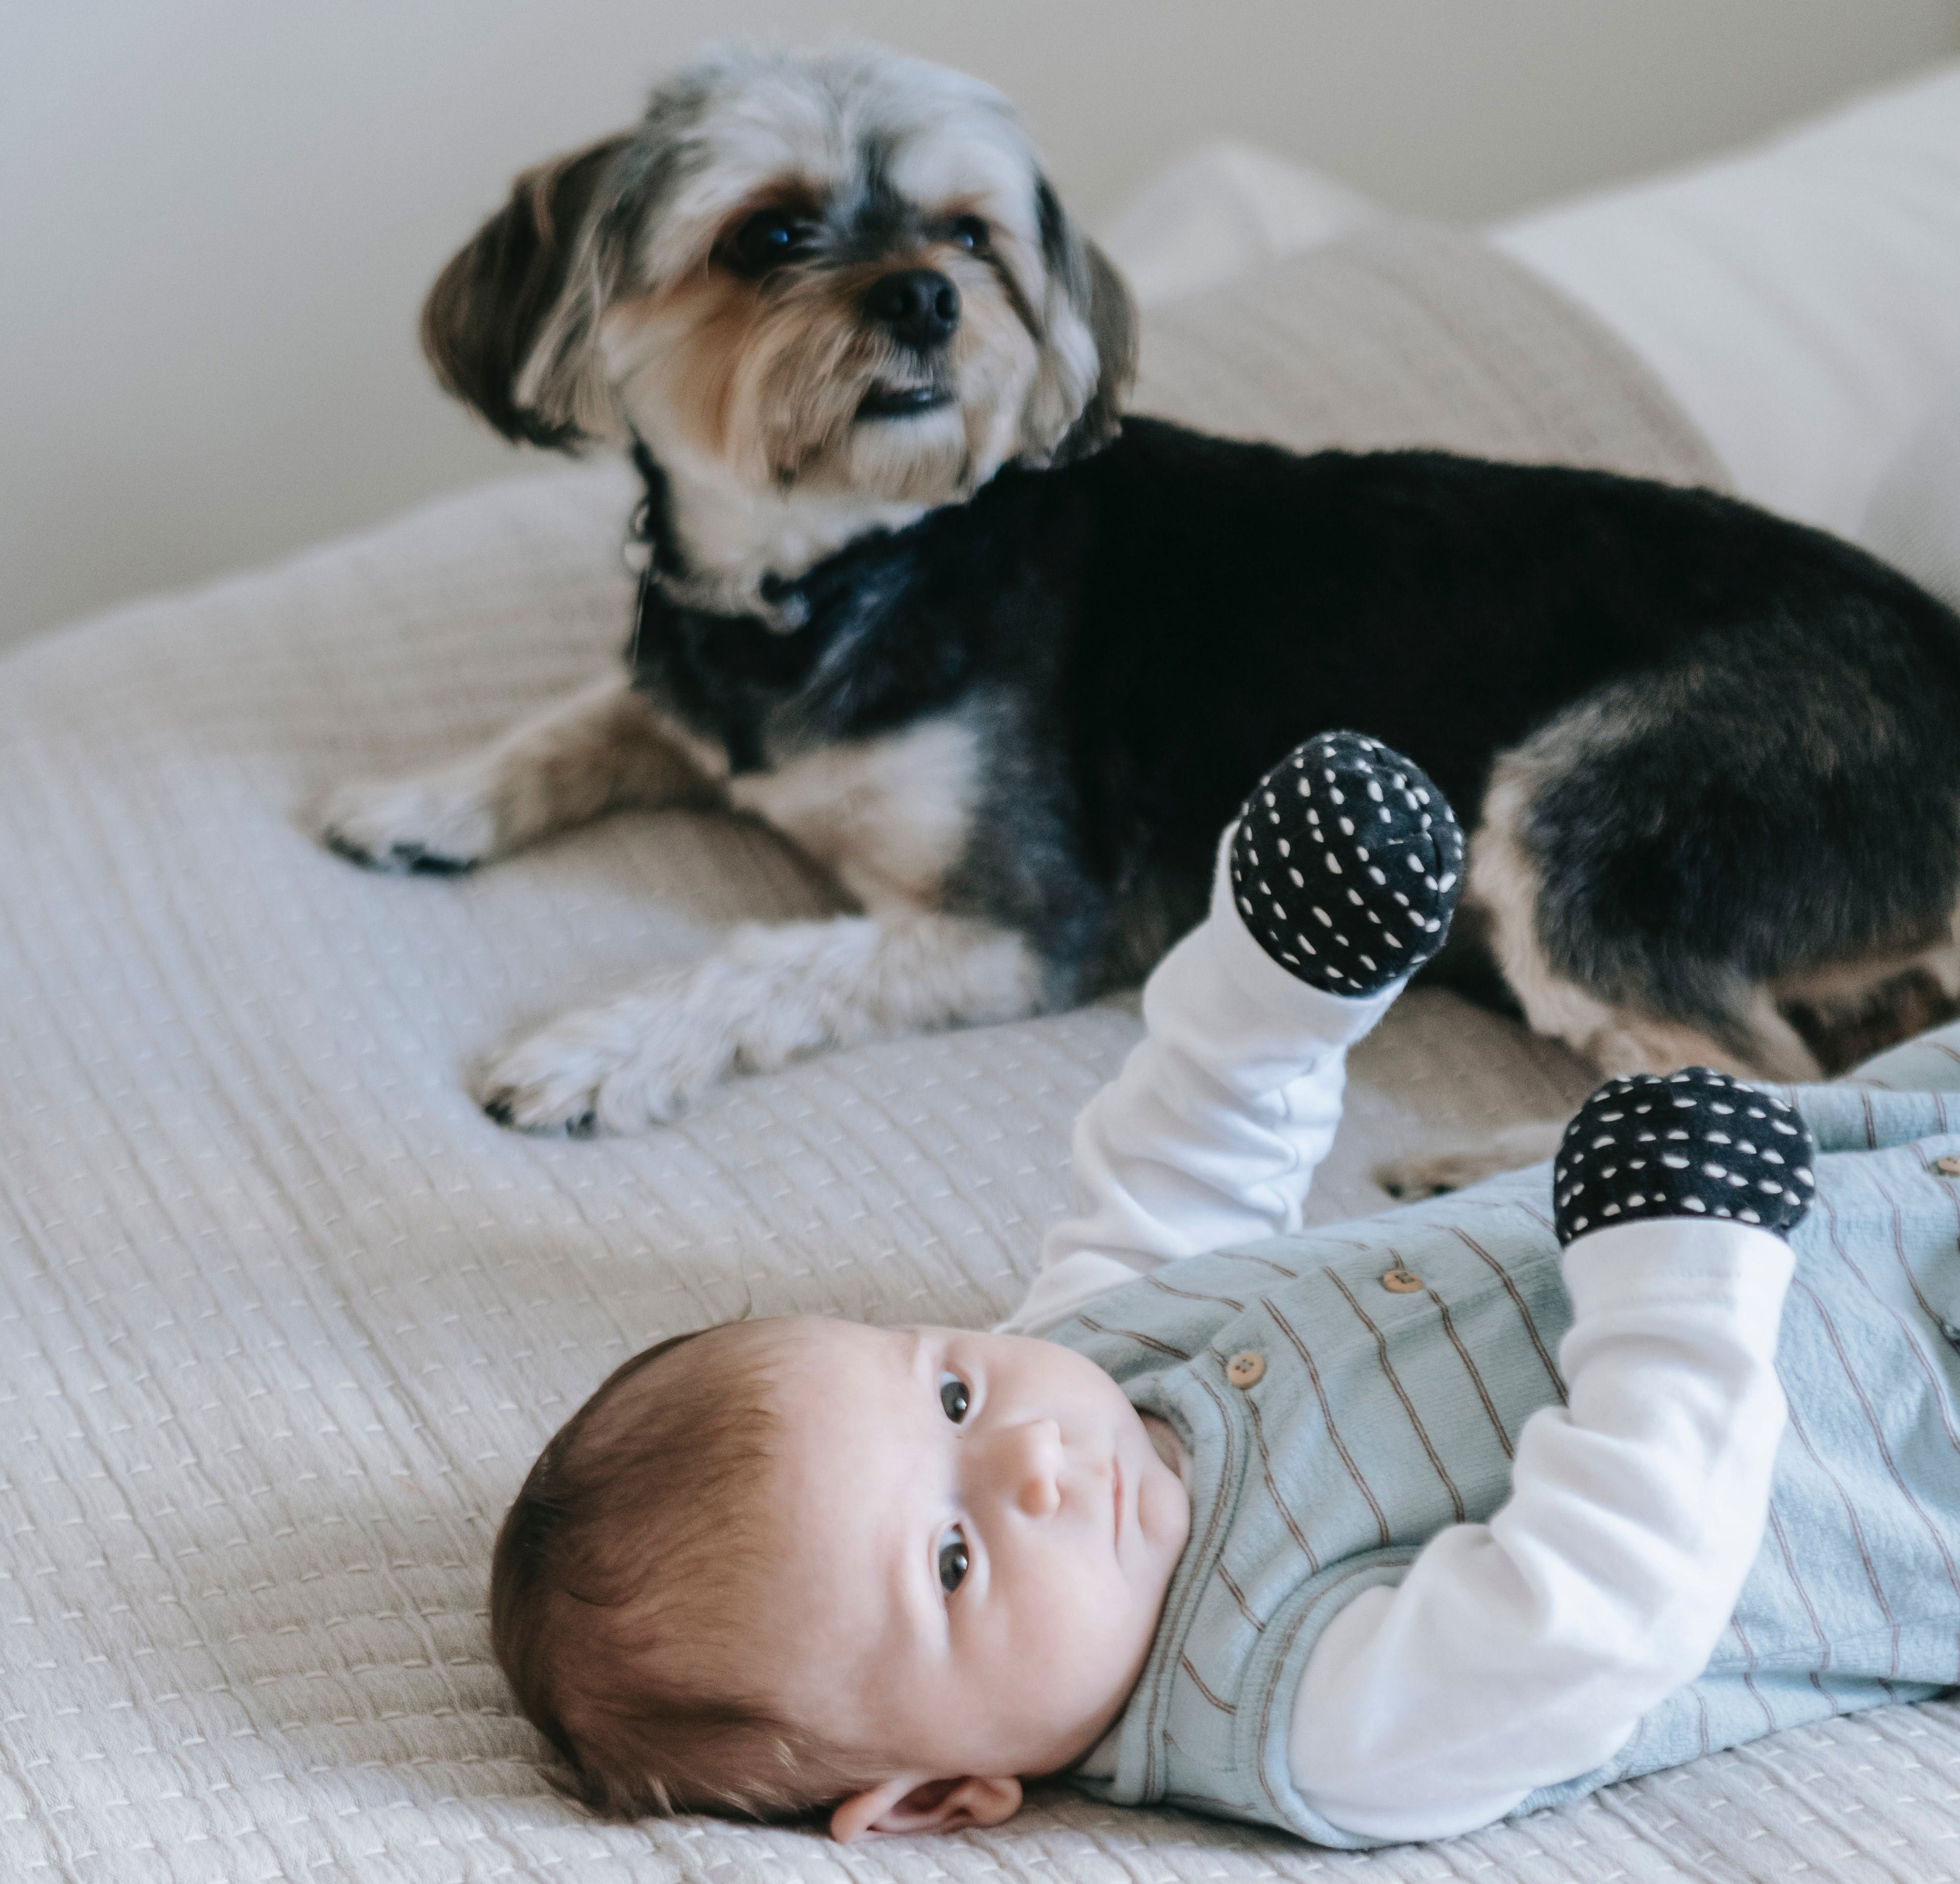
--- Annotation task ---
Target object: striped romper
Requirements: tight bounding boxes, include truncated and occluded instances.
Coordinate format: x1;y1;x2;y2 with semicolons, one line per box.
1050;1035;1960;1846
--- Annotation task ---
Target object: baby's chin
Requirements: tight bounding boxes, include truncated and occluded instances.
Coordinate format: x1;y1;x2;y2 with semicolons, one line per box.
1134;1413;1193;1554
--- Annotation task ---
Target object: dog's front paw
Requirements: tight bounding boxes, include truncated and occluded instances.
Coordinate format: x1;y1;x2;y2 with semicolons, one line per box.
319;773;496;875
1374;1119;1568;1199
1374;1146;1486;1200
475;979;717;1135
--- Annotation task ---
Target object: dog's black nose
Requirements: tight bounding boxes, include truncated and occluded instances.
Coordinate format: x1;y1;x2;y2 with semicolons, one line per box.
866;269;960;349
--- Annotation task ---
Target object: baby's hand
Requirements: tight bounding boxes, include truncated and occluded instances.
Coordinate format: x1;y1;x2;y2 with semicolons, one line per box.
1553;1068;1816;1245
1229;731;1463;996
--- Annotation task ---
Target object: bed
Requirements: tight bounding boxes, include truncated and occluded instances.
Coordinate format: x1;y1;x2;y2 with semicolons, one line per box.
4;62;1960;1884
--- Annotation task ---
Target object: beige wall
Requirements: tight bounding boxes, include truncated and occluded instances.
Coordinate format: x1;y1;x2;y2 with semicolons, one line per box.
4;0;1958;651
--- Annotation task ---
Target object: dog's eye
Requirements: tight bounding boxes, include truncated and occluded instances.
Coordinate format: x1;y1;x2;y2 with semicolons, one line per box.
727;208;815;275
948;215;989;252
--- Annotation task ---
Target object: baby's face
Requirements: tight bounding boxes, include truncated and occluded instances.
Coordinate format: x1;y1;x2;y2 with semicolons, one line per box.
752;1318;1190;1800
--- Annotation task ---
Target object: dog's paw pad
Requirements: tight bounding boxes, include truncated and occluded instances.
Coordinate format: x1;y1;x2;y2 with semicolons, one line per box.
322;827;394;871
408;848;477;877
1373;1150;1472;1200
480;1089;607;1137
325;833;478;875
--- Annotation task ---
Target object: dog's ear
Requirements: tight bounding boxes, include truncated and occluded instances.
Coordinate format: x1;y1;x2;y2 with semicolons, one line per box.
1065;236;1139;459
421;134;633;451
1020;175;1138;468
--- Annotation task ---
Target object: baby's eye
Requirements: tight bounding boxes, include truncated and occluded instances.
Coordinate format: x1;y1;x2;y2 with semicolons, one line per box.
939;1371;970;1423
938;1526;970;1594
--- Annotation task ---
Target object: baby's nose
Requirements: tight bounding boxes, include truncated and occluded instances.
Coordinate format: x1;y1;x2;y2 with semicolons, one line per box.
1005;1419;1063;1518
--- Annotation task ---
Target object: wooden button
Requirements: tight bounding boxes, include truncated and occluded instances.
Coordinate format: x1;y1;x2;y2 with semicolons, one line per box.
1225;1350;1266;1388
1936;1155;1960;1177
1381;1267;1423;1293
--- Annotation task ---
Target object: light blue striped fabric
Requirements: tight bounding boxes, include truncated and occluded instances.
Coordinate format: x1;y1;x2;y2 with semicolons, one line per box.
1052;1031;1960;1846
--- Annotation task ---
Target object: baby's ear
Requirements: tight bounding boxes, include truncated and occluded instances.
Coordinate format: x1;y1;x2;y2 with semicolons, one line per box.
830;1773;1023;1841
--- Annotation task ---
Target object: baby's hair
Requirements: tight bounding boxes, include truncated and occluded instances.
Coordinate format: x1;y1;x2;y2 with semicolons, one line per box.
490;1320;863;1818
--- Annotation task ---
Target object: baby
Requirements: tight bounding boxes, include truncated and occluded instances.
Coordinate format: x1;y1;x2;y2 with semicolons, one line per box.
491;732;1960;1847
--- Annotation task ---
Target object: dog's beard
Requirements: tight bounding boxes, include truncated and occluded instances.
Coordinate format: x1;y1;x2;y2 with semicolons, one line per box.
612;260;1040;511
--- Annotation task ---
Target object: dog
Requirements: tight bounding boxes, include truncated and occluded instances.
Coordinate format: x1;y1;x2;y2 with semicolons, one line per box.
322;43;1960;1146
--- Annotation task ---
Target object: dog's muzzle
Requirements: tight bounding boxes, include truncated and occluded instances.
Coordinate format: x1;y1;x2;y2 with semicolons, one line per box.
858;269;961;421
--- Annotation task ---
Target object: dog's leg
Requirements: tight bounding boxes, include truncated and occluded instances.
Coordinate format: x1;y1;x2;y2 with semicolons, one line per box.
1586;1001;1821;1083
1372;1013;1819;1199
1375;1119;1568;1199
1381;768;1828;1200
477;912;1046;1133
1470;768;1824;1078
321;677;721;873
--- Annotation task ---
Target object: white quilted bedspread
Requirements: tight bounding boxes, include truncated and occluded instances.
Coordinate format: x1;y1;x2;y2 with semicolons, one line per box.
6;456;1960;1884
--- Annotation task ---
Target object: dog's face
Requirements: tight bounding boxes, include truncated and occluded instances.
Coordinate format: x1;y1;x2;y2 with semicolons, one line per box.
425;47;1137;515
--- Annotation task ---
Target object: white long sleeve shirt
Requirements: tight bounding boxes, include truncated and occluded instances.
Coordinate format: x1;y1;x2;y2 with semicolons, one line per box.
1005;847;1794;1842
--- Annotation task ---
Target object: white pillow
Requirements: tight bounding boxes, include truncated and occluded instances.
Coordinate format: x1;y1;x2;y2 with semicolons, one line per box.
1096;140;1378;307
1863;385;1960;614
1492;59;1960;537
1102;60;1960;540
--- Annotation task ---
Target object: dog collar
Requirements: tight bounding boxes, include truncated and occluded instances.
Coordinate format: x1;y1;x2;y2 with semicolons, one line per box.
624;438;811;651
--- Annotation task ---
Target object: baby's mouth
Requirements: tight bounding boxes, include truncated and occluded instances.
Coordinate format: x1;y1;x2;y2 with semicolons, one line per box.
1112;1455;1124;1548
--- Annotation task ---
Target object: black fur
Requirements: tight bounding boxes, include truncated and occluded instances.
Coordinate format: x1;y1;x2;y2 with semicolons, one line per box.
625;415;1960;1049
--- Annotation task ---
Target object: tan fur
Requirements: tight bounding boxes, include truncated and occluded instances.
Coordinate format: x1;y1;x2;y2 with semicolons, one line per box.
728;716;981;913
1373;1120;1571;1201
605;239;1040;518
620;275;754;465
1772;929;1960;1015
593;227;1058;620
320;679;722;870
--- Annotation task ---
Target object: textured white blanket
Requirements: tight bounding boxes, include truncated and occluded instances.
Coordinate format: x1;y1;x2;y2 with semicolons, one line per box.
5;232;1959;1884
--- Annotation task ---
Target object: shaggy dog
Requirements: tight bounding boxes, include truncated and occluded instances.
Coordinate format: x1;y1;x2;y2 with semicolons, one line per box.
324;45;1960;1146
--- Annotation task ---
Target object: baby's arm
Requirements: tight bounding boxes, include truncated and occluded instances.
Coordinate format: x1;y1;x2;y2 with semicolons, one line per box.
1004;733;1462;1336
1289;1070;1815;1843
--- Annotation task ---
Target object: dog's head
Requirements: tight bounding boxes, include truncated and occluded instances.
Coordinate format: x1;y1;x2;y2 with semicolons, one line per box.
424;46;1137;513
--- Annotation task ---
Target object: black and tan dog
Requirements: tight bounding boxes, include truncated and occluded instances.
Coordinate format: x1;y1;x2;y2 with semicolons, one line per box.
324;44;1960;1140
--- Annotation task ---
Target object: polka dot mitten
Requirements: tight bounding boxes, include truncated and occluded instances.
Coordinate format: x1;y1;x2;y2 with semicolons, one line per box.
1553;1068;1817;1246
1229;731;1465;996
